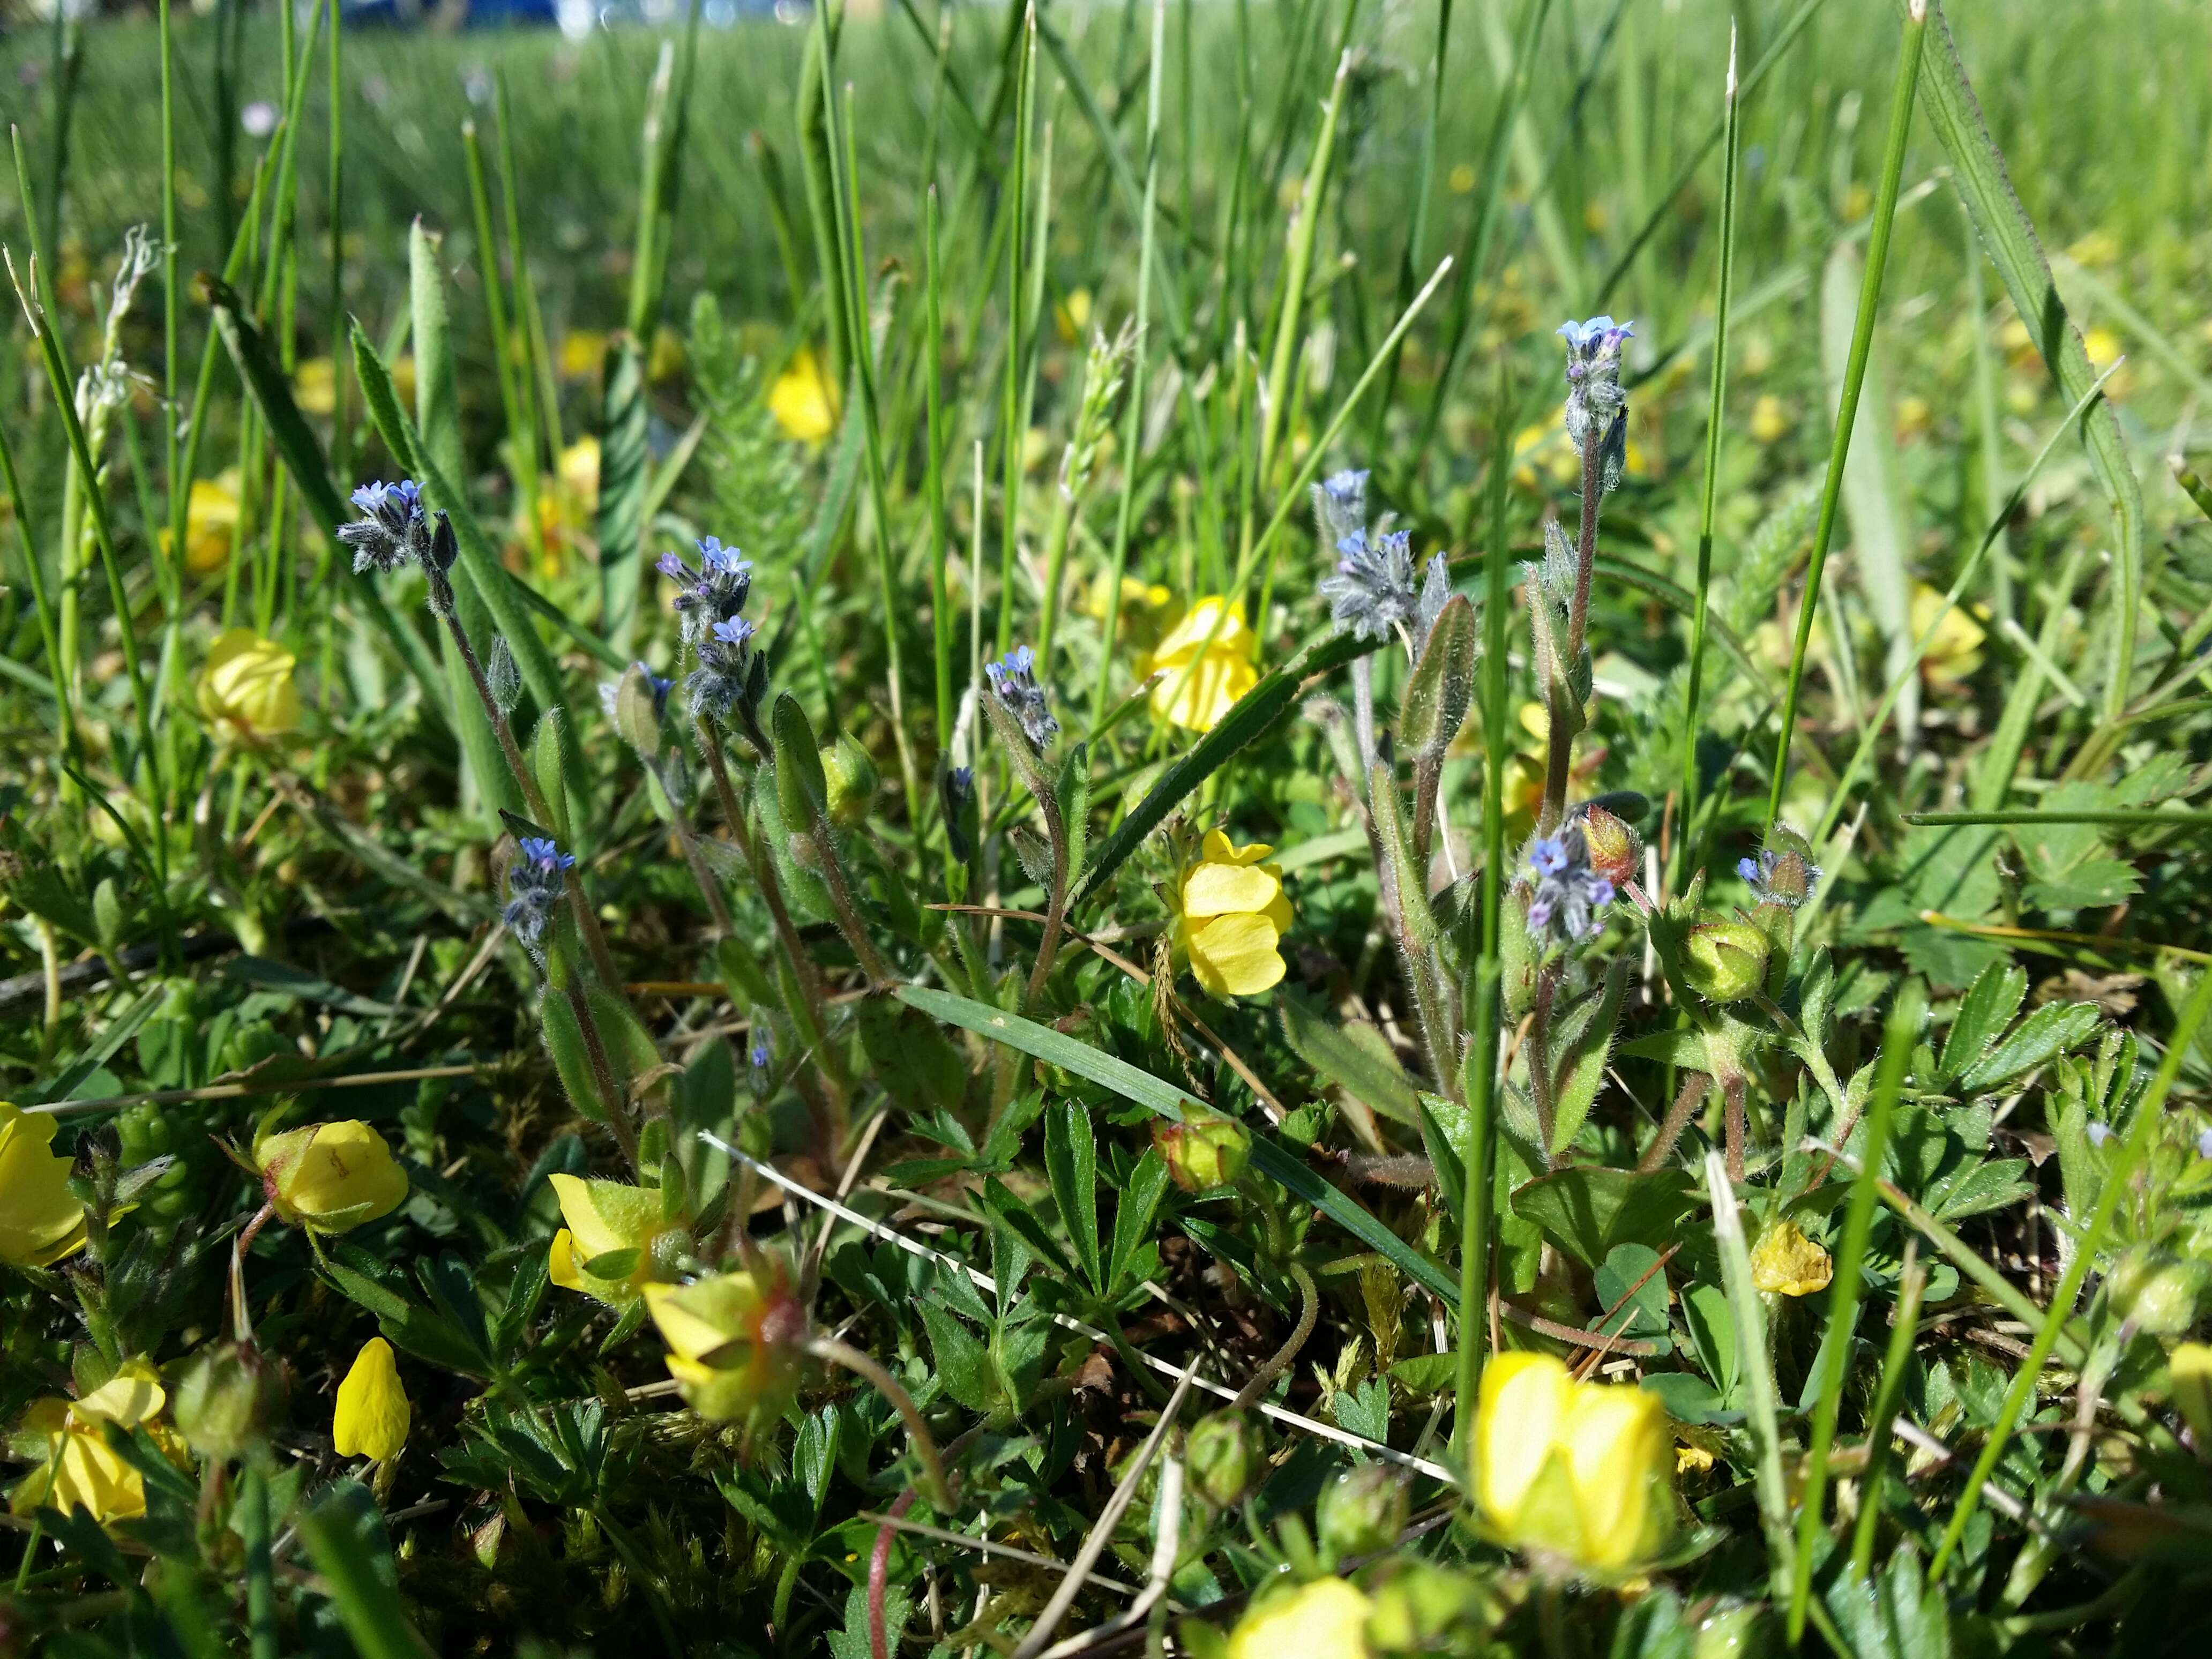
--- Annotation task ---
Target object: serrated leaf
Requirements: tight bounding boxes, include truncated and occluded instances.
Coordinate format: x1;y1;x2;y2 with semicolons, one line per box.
1279;996;1422;1127
916;1299;997;1416
1939;961;2027;1081
1106;1148;1170;1296
1043;1100;1102;1294
1959;1001;2101;1095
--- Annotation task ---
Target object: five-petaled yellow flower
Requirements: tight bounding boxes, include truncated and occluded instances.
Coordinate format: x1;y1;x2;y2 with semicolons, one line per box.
1139;596;1259;733
644;1266;807;1430
1473;1351;1675;1575
333;1337;409;1462
1750;1220;1834;1298
1175;831;1293;999
10;1359;177;1525
1227;1576;1374;1659
197;629;301;749
547;1174;664;1307
255;1120;409;1236
0;1101;86;1268
770;347;839;444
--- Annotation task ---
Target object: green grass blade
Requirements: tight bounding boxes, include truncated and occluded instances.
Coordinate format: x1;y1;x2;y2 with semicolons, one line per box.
1763;3;1927;829
1788;981;1922;1641
1905;0;2144;723
898;984;1461;1305
1073;627;1374;910
1706;1148;1795;1598
1677;29;1742;880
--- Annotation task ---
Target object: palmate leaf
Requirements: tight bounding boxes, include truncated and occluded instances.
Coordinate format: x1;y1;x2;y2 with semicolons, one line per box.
1072;627;1376;909
896;984;1460;1304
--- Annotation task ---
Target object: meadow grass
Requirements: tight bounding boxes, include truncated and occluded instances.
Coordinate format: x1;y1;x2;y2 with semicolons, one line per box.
2;0;2211;1653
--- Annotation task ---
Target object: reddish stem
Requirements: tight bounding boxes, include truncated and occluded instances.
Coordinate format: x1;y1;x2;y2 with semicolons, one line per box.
869;1489;918;1659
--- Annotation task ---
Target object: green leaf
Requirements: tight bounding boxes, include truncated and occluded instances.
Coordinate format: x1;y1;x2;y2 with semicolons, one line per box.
1959;1001;2101;1095
916;1296;998;1416
1510;1165;1698;1271
1398;594;1477;758
1073;627;1375;908
1594;1243;1673;1343
1106;1148;1170;1296
898;984;1460;1305
597;337;653;646
296;1483;436;1659
1938;961;2027;1081
1548;956;1630;1156
1279;996;1422;1127
1387;1352;1460;1395
772;692;828;823
1044;1099;1102;1294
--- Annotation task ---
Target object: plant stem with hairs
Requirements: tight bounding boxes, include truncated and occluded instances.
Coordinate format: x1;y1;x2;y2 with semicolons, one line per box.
1231;1262;1319;1412
806;1334;955;1513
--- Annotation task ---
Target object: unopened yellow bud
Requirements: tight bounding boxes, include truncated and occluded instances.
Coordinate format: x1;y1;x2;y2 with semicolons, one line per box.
1750;1221;1833;1297
1153;1110;1252;1193
255;1120;409;1235
333;1337;410;1462
1227;1577;1374;1659
644;1266;808;1430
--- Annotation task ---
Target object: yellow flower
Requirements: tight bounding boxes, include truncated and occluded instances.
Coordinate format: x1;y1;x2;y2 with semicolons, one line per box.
559;330;609;382
1750;1221;1834;1298
197;629;301;748
160;473;242;576
559;435;601;512
1139;596;1259;733
1894;394;1933;442
2067;229;2120;268
332;1337;409;1462
643;1266;806;1429
2082;325;2133;398
1228;1577;1373;1659
255;1120;409;1235
1748;394;1789;445
293;356;339;416
1084;573;1177;655
546;1173;664;1307
1909;581;1987;688
1053;286;1093;345
10;1358;173;1525
1447;162;1477;194
1175;829;1292;999
1474;1352;1675;1575
770;347;839;444
1;1101;86;1267
1676;1443;1715;1476
647;324;686;383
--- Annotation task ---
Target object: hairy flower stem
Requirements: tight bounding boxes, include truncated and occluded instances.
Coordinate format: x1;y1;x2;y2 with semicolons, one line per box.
803;808;894;986
1539;432;1605;833
1722;1069;1748;1185
562;980;641;1172
1021;785;1070;1008
1230;1261;1320;1413
1529;962;1560;1160
698;722;851;1123
668;806;735;935
431;585;623;990
1638;1070;1713;1174
805;1334;955;1513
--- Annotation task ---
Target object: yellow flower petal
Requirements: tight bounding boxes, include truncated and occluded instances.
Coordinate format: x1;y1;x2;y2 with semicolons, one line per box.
197;629;301;747
548;1228;584;1292
1228;1577;1373;1659
0;1101;87;1267
72;1359;166;1430
1188;913;1286;998
1475;1352;1575;1533
332;1337;409;1462
771;347;839;444
258;1120;409;1235
1562;1380;1667;1569
1182;858;1281;920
